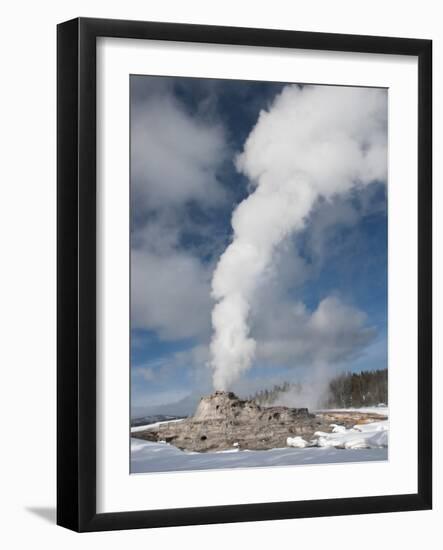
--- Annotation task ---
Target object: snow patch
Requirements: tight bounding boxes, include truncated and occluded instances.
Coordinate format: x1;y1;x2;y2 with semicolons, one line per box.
287;436;308;448
313;420;388;449
330;424;347;433
131;418;185;433
317;406;388;416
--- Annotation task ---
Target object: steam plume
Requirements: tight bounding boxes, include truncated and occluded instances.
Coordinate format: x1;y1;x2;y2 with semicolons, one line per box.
210;85;387;390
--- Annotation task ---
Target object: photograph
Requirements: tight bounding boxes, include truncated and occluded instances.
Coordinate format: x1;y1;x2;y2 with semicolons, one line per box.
129;75;389;474
0;0;436;543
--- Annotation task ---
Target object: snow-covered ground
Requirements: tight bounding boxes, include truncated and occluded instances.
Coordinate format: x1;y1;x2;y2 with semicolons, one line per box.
131;418;185;433
131;438;387;473
131;408;388;473
316;406;388;416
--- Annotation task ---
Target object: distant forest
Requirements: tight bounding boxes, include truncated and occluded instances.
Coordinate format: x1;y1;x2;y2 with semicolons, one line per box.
251;369;388;409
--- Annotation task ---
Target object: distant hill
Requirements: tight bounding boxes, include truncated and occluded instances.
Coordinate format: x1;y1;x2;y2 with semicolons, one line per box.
131;392;201;420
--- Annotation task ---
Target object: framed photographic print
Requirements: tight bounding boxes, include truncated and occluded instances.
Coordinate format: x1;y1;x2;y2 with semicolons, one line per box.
57;17;432;532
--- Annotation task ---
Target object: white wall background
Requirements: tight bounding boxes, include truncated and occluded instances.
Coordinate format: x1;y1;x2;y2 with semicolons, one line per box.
0;1;440;547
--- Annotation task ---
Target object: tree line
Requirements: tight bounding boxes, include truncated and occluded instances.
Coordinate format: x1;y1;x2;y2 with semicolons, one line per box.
325;369;387;408
250;369;388;409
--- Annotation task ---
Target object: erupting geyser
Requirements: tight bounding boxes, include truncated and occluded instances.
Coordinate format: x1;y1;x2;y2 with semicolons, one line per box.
210;85;387;390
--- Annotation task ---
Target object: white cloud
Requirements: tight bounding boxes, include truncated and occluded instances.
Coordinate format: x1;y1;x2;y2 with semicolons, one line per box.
146;344;210;373
131;248;213;340
130;85;229;340
254;296;375;367
131;93;227;209
132;366;155;381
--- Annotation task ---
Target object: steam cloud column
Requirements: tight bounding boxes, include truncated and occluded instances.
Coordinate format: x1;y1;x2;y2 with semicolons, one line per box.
210;85;387;391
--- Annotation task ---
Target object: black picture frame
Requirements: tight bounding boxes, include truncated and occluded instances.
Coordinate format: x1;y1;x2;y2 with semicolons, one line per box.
57;17;432;532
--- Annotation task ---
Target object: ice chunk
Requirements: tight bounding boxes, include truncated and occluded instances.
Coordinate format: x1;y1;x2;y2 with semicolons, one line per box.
330;424;347;433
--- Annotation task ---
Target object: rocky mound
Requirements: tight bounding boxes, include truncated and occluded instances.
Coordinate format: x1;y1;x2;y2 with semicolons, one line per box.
134;390;329;452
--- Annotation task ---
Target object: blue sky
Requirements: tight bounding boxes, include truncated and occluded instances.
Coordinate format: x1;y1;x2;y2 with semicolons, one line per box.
130;76;387;416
